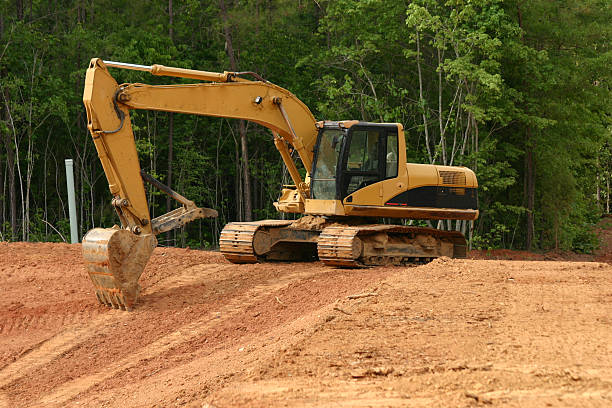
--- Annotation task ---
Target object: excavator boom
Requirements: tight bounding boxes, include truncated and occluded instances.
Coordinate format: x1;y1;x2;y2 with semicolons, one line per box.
82;58;320;309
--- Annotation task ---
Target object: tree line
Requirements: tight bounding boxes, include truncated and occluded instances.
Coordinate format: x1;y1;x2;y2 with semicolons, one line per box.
0;0;610;251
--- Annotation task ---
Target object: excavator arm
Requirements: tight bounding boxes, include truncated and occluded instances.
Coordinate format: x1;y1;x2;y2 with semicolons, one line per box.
82;58;319;309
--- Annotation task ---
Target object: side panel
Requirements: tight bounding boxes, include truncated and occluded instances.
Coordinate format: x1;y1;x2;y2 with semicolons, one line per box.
304;199;346;216
343;204;478;220
342;156;479;219
385;186;478;209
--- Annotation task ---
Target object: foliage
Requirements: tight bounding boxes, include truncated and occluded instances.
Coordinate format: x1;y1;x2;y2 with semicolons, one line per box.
0;0;609;252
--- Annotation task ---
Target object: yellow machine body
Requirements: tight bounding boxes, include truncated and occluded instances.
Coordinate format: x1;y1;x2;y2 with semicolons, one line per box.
82;58;478;309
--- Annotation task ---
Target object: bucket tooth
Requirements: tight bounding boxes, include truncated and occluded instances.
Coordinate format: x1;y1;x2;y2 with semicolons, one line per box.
82;228;157;310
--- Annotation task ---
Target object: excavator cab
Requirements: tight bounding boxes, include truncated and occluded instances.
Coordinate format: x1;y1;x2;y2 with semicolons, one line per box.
310;122;400;202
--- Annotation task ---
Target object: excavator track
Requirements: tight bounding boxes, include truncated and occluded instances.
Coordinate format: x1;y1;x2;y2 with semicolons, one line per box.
318;225;467;267
317;226;362;267
219;223;260;263
220;220;296;263
221;218;467;268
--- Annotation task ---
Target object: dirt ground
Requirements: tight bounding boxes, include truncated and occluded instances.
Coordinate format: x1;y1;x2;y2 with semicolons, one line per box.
0;221;611;407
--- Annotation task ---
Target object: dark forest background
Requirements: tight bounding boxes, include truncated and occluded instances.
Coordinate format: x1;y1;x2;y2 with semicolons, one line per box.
0;0;610;251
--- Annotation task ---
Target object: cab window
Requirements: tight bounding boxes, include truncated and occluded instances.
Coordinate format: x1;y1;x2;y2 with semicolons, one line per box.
311;129;344;199
341;126;399;199
386;132;398;178
343;129;381;196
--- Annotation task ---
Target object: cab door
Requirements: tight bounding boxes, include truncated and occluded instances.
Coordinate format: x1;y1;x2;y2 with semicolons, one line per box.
339;124;399;201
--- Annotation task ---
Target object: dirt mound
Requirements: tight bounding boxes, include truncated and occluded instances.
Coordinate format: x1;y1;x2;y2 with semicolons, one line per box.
210;258;612;407
0;240;611;407
289;215;345;230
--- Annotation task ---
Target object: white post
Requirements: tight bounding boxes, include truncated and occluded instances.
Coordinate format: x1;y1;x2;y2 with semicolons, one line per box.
65;159;79;243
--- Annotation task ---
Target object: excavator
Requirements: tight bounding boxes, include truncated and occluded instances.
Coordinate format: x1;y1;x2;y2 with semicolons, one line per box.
82;58;478;310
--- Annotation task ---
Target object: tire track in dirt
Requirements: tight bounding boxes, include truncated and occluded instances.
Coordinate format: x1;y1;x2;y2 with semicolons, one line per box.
35;264;340;407
481;387;612;403
0;391;8;408
143;264;231;293
0;308;98;335
4;260;288;406
214;380;440;408
42;266;393;408
0;311;129;389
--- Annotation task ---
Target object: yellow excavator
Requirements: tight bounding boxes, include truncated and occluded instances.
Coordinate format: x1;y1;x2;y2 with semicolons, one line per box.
82;58;478;310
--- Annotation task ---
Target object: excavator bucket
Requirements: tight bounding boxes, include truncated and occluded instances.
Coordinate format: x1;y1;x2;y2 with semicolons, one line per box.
82;228;157;310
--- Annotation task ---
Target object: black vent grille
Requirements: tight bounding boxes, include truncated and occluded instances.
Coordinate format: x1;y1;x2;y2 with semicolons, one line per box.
439;171;466;185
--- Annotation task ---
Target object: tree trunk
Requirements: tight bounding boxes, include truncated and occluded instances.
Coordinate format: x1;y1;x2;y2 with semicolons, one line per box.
24;127;33;241
607;176;610;214
6;133;17;239
166;0;175;242
44;134;50;239
234;141;242;221
168;0;173;41
525;127;535;250
79;156;84;238
437;47;446;165
219;0;252;221
517;3;535;250
16;0;24;20
415;30;433;164
238;120;252;221
214;124;222;245
1;89;18;239
166;112;174;212
0;147;3;234
2;161;6;238
468;220;474;251
596;170;600;209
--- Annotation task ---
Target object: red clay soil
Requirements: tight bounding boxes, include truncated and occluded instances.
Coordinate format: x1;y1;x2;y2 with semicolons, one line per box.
470;217;612;264
594;217;612;263
0;225;611;407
